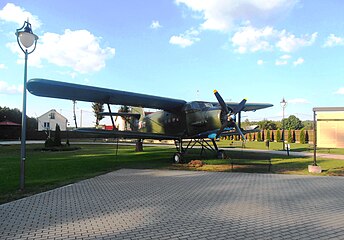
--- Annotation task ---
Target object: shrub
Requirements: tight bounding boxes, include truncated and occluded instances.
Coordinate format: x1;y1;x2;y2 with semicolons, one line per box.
276;129;281;142
45;138;55;148
300;129;306;144
257;131;262;142
287;129;293;143
266;129;271;142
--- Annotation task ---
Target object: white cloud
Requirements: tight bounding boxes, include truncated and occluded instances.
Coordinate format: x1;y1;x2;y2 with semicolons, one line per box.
231;24;317;54
323;34;344;47
275;59;288;66
293;57;304;66
288;98;309;104
0;80;22;94
7;29;116;74
150;20;162;29
0;63;6;69
231;25;275;53
0;3;41;29
176;0;298;32
257;59;264;65
276;31;317;52
169;28;200;48
335;88;344;94
280;54;291;60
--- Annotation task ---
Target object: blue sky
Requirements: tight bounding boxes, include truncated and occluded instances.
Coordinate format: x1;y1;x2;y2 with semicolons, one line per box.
1;0;344;127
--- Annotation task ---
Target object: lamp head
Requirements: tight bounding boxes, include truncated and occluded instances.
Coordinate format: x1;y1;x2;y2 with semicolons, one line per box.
280;97;287;108
16;21;38;49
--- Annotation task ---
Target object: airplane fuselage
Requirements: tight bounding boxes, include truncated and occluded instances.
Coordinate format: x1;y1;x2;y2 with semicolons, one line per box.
139;101;223;138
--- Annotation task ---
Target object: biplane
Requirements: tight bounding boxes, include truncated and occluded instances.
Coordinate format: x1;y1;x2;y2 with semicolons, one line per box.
27;78;273;163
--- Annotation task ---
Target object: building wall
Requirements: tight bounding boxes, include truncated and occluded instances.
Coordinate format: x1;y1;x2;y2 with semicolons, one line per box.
38;109;68;131
317;112;344;148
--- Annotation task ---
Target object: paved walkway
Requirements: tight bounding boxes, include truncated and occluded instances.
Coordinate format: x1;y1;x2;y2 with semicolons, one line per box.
1;169;344;239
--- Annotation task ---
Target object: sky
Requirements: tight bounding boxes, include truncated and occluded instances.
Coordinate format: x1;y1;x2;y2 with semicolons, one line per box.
1;0;344;127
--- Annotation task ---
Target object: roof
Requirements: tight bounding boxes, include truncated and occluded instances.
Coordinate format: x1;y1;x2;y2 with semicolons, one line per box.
0;121;21;126
313;107;344;112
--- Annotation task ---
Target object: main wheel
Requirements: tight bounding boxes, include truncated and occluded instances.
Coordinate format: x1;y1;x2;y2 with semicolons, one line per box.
217;150;227;159
173;152;183;164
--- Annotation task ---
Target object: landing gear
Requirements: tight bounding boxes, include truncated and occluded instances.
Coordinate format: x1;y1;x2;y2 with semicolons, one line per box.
173;152;183;164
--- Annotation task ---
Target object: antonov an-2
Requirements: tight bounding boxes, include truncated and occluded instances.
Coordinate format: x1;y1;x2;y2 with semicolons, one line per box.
27;78;273;163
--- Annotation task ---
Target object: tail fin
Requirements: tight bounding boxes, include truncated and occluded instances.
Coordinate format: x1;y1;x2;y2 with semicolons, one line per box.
131;107;145;130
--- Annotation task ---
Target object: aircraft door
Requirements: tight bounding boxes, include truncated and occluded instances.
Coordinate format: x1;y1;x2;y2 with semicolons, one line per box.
185;102;207;136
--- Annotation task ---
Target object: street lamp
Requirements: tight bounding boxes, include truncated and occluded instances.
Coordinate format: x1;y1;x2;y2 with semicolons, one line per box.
280;97;287;151
16;20;38;190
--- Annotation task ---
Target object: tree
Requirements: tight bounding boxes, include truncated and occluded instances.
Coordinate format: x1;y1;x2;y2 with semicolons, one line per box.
248;133;252;141
0;106;37;131
54;124;62;146
287;129;293;143
258;119;277;130
266;129;271;142
92;102;104;126
257;131;262;142
283;115;304;130
300;129;306;144
276;129;281;142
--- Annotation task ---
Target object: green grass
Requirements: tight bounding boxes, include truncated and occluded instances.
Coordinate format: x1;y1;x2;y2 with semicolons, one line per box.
1;143;344;204
217;140;344;154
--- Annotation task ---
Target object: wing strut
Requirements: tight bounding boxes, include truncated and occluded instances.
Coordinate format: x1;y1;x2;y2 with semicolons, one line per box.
73;100;78;128
107;103;117;130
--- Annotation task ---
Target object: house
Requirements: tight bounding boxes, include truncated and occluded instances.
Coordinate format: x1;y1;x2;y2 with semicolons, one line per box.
37;109;68;131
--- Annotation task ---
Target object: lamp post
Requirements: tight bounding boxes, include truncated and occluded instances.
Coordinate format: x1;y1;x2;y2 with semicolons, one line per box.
16;20;38;190
280;97;287;151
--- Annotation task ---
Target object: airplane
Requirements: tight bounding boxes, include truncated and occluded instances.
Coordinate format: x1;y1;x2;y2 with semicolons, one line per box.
27;78;273;163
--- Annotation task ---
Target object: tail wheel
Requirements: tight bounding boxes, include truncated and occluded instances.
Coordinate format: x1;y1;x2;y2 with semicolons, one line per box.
173;152;183;164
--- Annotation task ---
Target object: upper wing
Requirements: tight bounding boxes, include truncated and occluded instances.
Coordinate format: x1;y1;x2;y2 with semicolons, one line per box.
210;102;273;111
27;78;187;111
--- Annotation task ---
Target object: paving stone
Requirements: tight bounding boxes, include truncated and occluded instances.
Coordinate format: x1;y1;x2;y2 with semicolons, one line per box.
1;169;344;239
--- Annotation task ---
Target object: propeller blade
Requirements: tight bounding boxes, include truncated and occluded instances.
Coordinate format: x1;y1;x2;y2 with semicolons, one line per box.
234;123;246;141
216;121;228;138
214;90;229;114
232;98;247;115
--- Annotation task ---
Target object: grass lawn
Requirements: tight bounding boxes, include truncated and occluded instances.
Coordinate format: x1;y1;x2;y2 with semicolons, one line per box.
217;140;344;154
1;142;344;204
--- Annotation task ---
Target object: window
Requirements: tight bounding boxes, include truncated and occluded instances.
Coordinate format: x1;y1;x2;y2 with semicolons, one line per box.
44;122;50;129
49;112;55;119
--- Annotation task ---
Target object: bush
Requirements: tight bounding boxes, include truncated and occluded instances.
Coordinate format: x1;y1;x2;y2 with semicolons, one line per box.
300;129;306;144
45;138;55;148
287;129;294;143
54;124;62;147
266;130;271;142
257;131;262;142
276;129;281;142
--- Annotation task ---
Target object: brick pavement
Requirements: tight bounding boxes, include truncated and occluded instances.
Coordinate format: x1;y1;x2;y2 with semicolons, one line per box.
1;169;344;239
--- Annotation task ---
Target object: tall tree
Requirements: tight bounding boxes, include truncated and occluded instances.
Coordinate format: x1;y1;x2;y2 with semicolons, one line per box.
283;115;304;130
92;102;104;126
258;119;277;130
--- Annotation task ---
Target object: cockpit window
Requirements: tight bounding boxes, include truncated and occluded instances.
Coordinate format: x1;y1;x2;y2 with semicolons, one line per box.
184;102;213;112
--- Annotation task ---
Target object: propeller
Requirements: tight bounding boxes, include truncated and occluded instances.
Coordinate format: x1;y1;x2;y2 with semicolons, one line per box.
213;90;247;140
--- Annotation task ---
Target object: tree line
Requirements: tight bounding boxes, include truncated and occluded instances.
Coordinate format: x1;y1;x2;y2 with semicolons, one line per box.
243;115;313;131
0;106;37;131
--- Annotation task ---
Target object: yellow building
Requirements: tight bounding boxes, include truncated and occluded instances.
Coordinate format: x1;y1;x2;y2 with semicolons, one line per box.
314;107;344;148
